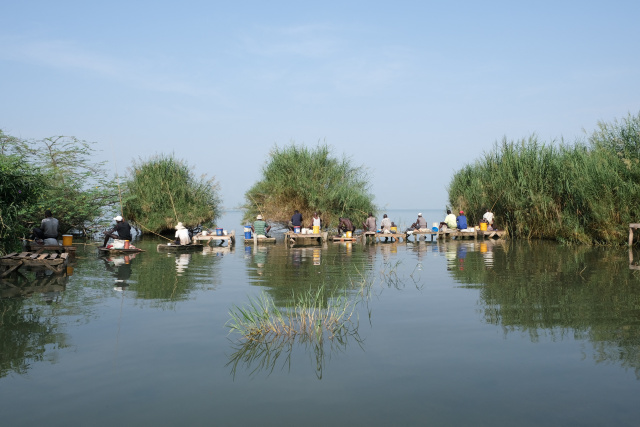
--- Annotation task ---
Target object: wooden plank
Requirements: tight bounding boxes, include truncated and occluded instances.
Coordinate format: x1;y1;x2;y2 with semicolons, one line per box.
17;252;31;259
37;254;49;260
29;253;41;259
1;252;18;259
1;262;23;278
48;253;60;260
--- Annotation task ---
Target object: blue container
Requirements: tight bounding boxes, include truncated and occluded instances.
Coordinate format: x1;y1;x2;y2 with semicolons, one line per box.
216;228;223;236
294;226;301;234
432;226;438;232
244;225;252;239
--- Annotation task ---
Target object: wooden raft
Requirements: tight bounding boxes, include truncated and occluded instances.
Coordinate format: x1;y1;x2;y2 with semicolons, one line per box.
285;231;327;246
362;232;407;243
29;243;77;255
630;224;640;246
193;231;236;246
331;236;358;243
1;251;69;277
245;235;277;245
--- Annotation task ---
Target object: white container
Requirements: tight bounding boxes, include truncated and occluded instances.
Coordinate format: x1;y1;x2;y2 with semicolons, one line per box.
202;230;208;236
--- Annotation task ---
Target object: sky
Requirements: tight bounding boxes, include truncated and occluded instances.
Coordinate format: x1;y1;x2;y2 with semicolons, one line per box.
2;1;639;212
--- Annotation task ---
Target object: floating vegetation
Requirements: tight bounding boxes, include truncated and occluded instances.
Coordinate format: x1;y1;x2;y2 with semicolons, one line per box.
227;285;358;342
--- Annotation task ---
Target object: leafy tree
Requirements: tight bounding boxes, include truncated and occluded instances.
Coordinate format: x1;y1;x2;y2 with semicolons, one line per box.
0;143;46;254
243;143;376;228
0;131;120;243
122;154;221;233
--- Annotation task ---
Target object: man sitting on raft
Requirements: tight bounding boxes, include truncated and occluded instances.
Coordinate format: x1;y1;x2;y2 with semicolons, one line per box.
102;215;133;248
174;222;191;245
252;214;271;238
338;217;355;234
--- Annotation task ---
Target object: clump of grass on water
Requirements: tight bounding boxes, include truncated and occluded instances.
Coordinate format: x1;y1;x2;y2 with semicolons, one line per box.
227;285;356;341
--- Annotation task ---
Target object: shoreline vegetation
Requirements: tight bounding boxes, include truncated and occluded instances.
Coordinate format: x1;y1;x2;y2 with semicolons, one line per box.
448;112;640;245
241;144;376;229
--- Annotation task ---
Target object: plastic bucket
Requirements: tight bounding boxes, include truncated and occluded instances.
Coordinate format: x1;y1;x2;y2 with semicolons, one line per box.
244;228;252;239
346;231;352;238
313;225;320;234
390;226;397;232
216;228;223;236
480;222;488;231
124;240;130;249
62;235;73;246
294;226;301;234
432;227;439;232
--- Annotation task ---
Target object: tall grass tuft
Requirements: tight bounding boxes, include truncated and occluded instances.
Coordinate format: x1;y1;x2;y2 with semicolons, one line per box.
242;143;376;228
447;112;640;244
123;154;222;233
227;285;357;342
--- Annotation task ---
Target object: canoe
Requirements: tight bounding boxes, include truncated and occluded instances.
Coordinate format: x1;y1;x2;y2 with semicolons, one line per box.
157;244;204;251
98;247;145;254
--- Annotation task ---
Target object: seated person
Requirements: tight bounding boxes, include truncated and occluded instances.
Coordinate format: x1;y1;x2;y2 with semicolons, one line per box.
457;211;468;230
440;210;457;231
380;214;392;234
33;210;59;245
408;212;427;232
483;207;494;230
339;217;355;234
289;210;303;231
363;212;376;232
102;215;133;248
174;222;191;245
252;214;271;238
310;212;321;229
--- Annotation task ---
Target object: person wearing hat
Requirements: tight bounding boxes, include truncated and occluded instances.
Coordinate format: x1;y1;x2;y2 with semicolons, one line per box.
456;210;468;230
174;222;191;245
102;215;133;248
251;214;271;238
408;212;428;233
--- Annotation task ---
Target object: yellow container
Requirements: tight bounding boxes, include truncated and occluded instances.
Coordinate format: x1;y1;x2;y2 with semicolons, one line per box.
62;235;73;246
346;231;352;238
390;226;397;232
313;225;320;234
66;266;74;276
480;222;488;231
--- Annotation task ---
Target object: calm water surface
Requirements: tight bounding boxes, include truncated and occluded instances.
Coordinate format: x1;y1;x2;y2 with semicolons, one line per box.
2;209;640;426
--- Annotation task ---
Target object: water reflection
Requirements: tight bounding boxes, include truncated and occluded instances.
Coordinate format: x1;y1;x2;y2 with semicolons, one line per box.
100;253;138;290
448;241;640;377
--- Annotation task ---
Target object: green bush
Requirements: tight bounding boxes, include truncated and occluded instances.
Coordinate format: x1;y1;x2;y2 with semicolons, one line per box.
123;154;221;233
447;112;640;244
242;143;376;228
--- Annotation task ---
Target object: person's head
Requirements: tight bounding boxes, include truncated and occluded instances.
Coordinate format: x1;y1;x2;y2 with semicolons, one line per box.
418;212;422;217
175;222;185;230
114;215;123;222
313;212;318;217
339;217;344;221
447;210;451;214
294;210;299;214
45;210;52;218
383;214;388;218
368;212;373;217
459;210;464;215
484;207;490;212
257;214;263;220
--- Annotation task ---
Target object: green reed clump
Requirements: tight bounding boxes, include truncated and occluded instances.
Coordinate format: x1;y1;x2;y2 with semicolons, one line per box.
448;112;640;244
242;143;376;228
123;154;221;233
227;285;358;341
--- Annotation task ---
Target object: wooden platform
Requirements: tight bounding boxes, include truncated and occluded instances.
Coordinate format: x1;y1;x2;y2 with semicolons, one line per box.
193;231;236;246
285;231;327;246
1;251;70;277
244;236;277;244
362;232;407;243
331;236;358;243
98;247;145;254
479;229;507;239
29;244;77;254
157;244;204;251
630;224;640;246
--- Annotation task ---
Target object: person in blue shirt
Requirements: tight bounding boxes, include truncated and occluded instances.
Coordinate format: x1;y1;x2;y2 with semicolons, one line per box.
456;210;468;230
289;210;303;230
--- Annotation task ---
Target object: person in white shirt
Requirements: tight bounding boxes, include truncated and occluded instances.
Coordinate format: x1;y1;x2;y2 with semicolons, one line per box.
483;208;494;229
174;222;191;245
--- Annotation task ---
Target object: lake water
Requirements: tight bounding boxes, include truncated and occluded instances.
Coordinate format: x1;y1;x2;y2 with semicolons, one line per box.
2;209;640;426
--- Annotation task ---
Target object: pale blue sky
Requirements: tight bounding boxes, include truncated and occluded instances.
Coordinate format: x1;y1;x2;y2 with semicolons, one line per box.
2;1;639;211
